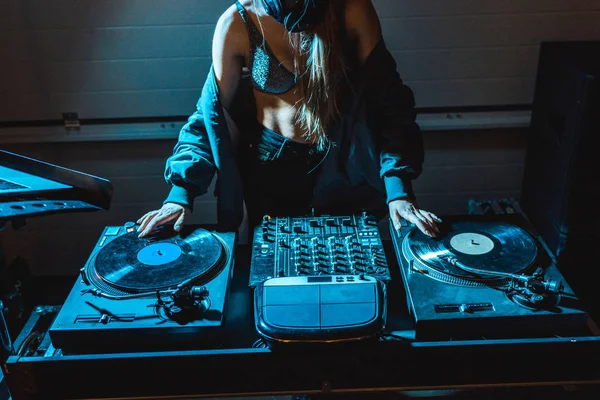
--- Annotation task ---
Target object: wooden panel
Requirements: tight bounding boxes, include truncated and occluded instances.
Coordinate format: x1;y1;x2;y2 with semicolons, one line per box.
2;12;598;63
0;89;202;120
0;0;20;29
394;47;539;81
1;58;211;94
410;78;537;107
380;12;600;51
3;47;538;96
6;0;599;29
7;0;231;29
0;26;216;63
0;0;600;29
373;0;600;17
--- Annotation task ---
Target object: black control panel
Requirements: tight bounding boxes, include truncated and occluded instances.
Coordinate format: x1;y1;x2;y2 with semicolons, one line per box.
249;213;390;287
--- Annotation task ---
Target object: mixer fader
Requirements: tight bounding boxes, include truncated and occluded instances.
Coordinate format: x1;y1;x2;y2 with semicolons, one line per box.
249;213;390;287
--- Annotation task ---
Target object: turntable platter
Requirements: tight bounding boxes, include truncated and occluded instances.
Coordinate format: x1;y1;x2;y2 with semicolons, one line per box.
92;228;226;293
403;221;538;283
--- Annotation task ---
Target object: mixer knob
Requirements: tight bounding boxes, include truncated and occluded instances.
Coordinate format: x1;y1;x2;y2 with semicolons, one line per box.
124;221;136;232
296;265;308;274
279;239;288;248
371;255;385;265
354;264;367;272
297;259;310;268
309;220;321;228
336;265;348;273
293;226;305;234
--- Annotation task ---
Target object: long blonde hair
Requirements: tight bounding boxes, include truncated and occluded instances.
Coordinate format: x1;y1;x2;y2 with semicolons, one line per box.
252;0;347;151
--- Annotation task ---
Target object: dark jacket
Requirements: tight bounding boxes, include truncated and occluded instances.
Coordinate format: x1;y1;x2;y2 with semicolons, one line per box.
163;39;424;230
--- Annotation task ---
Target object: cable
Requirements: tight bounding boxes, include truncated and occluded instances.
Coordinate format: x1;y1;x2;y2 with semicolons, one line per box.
16;331;42;357
252;338;269;348
379;332;412;342
0;301;14;355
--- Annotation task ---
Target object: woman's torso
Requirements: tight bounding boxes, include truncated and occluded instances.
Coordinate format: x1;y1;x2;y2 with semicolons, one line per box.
227;1;374;221
234;0;309;143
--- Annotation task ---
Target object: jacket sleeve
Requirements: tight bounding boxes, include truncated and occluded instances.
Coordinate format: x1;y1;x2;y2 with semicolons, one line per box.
363;40;424;203
163;101;216;211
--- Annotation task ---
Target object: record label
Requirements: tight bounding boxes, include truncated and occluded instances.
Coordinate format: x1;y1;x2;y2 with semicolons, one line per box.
137;243;182;265
450;233;494;255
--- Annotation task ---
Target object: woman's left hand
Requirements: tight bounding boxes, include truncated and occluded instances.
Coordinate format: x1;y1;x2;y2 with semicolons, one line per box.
389;199;441;237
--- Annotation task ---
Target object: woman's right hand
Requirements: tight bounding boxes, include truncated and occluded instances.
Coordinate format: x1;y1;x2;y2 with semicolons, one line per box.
136;203;190;238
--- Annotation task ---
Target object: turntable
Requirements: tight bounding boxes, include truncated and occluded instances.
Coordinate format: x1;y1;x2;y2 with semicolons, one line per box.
49;223;236;354
391;214;590;340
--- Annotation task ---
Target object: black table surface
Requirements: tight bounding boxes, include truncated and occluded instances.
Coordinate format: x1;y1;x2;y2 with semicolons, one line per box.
5;235;600;400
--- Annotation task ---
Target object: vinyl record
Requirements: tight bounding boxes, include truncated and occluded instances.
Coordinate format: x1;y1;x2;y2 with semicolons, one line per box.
405;221;538;279
93;228;226;292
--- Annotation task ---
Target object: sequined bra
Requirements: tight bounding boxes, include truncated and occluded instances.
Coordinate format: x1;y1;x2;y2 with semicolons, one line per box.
235;2;297;94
